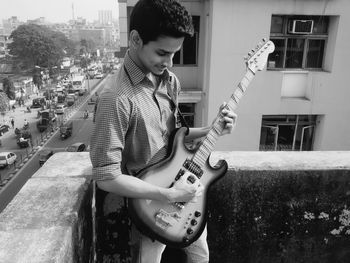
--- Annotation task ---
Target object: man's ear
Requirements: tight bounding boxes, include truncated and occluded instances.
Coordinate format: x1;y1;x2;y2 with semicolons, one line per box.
129;30;143;49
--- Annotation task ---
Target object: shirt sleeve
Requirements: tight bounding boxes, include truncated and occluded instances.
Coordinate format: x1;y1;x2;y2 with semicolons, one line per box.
90;91;132;181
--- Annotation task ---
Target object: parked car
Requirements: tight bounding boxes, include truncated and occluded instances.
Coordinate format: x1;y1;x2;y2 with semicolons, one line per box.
55;104;66;115
0;152;17;168
38;150;54;166
94;73;104;79
0;124;10;136
66;95;75;107
31;97;46;108
78;88;87;96
65;143;86;152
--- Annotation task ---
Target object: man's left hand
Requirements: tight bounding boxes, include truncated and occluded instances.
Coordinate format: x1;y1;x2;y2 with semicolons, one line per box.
218;102;237;136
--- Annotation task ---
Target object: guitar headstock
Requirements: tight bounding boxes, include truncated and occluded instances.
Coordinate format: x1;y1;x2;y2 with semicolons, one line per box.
244;38;275;73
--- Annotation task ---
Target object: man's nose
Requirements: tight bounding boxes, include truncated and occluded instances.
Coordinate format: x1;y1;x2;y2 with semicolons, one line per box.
163;54;173;68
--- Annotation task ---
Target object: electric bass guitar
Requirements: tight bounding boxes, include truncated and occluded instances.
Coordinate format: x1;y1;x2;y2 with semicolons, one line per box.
128;38;275;248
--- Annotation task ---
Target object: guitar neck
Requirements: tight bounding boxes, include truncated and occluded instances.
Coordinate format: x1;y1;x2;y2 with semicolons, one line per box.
192;69;255;166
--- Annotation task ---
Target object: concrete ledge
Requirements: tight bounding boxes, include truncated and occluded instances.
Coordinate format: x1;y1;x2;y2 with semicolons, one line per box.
210;151;350;170
1;151;350;263
207;151;350;263
0;153;93;263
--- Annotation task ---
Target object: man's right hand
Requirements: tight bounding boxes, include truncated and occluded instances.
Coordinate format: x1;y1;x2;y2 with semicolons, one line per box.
166;172;204;203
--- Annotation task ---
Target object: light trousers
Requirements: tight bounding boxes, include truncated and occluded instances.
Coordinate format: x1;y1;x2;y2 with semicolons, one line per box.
130;224;209;263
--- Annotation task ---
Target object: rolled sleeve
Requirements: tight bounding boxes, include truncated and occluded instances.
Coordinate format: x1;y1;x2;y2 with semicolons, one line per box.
90;90;132;181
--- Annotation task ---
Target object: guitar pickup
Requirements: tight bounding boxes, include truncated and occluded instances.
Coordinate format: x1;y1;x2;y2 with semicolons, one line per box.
175;169;185;181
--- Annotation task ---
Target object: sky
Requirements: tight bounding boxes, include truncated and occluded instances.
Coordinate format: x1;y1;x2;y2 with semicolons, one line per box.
0;0;119;23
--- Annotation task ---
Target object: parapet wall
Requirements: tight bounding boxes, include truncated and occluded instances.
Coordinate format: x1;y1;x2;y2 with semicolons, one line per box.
1;151;350;263
207;151;350;263
0;152;93;263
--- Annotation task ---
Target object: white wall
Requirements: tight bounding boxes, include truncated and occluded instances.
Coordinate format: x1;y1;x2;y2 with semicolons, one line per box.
205;0;350;151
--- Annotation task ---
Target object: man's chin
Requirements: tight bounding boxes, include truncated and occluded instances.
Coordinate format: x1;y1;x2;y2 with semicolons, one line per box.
153;68;166;76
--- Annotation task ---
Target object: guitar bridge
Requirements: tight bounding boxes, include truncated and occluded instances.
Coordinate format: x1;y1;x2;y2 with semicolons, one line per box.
155;209;181;230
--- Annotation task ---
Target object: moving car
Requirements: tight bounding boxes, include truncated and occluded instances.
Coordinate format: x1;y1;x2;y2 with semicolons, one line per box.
55;104;66;115
65;143;86;152
38;150;54;166
0;152;17;168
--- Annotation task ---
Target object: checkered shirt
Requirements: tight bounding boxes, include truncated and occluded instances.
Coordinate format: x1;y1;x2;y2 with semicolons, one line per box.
90;52;181;181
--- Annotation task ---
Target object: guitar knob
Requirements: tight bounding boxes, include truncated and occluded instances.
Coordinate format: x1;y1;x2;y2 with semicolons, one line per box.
187;175;196;184
194;211;201;217
183;237;190;244
187;228;194;235
191;219;198;226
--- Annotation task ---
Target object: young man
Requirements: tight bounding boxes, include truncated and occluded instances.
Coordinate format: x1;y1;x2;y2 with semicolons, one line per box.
90;0;236;262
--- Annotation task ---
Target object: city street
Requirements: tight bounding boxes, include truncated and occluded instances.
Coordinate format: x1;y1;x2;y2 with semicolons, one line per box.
0;76;107;212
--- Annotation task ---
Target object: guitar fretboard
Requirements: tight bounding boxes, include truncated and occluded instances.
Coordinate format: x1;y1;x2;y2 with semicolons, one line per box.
192;70;255;167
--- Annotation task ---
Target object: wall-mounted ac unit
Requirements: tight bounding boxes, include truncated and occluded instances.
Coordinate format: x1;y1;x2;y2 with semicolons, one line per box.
288;20;314;34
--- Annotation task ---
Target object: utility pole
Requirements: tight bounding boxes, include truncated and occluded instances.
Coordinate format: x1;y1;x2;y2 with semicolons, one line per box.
72;3;75;20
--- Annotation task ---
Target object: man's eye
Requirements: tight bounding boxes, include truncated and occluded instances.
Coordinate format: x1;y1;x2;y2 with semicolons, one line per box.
157;52;166;56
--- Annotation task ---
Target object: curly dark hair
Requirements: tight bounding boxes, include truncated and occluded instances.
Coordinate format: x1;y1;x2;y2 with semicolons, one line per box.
130;0;194;44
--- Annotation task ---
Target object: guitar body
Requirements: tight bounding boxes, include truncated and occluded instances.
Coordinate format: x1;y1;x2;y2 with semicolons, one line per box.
128;127;228;248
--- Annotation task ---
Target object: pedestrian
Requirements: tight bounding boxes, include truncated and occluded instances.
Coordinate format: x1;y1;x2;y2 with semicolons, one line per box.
10;118;14;129
12;105;15;112
23;119;29;129
89;1;237;262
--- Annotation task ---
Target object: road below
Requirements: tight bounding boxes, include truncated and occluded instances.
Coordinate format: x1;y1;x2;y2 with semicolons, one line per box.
0;75;111;212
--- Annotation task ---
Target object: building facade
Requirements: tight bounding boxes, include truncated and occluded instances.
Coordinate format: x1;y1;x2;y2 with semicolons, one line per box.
98;10;113;25
120;0;350;151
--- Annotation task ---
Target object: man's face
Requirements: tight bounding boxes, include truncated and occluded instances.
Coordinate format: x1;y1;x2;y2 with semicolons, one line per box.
136;35;184;75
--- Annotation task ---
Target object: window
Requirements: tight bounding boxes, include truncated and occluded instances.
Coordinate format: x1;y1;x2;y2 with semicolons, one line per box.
179;103;195;127
268;15;329;70
173;16;200;66
259;115;317;151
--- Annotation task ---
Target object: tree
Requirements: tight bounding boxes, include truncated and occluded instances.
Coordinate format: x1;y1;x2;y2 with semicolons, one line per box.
80;57;91;70
2;78;16;100
80;38;97;56
32;71;43;89
8;24;76;71
0;92;9;113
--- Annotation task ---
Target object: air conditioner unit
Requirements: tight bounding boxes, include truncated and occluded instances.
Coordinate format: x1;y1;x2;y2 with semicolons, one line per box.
288;20;314;34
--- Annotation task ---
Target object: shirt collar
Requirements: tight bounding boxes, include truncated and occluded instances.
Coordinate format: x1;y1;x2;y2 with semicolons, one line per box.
124;51;171;86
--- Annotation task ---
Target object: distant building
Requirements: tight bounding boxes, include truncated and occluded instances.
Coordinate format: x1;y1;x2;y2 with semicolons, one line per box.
1;16;22;35
0;35;11;58
78;27;106;47
27;17;46;25
48;23;77;40
98;10;113;25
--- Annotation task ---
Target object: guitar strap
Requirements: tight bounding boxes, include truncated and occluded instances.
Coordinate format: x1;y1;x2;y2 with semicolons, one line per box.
167;75;189;130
